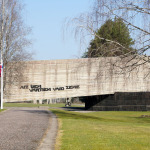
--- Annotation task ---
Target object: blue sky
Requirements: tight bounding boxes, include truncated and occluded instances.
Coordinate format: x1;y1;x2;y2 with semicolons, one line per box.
22;0;94;60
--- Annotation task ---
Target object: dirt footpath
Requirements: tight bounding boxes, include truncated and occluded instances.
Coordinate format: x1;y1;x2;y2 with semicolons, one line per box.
0;107;57;150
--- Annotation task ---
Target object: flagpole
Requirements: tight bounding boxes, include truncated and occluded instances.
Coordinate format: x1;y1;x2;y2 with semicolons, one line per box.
1;0;4;110
1;50;3;109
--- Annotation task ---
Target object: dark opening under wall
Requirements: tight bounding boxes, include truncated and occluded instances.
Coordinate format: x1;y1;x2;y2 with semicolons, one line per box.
85;92;150;111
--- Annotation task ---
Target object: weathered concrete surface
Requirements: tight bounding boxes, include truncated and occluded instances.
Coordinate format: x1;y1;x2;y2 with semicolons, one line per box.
0;108;53;150
4;57;150;102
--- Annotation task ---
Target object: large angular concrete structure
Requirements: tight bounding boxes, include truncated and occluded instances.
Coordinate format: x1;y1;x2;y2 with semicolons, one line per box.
4;57;150;110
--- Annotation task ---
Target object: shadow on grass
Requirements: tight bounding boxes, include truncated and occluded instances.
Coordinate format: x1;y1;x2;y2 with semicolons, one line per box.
61;107;85;111
52;109;150;124
130;116;150;123
51;109;105;121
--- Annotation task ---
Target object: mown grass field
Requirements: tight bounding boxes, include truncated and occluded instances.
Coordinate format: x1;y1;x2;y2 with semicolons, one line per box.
51;109;150;150
4;103;84;108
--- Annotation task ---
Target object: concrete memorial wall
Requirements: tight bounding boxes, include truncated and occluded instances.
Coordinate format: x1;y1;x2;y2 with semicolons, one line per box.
85;92;150;111
4;57;150;110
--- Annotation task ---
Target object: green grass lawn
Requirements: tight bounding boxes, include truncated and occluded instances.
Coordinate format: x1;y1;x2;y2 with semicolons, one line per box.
51;109;150;150
0;109;5;112
4;103;84;108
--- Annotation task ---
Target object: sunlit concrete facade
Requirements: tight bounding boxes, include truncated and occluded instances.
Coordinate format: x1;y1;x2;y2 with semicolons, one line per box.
4;57;150;110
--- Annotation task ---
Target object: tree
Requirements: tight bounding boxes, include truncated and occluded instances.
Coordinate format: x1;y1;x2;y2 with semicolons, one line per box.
86;18;135;57
67;0;150;70
0;0;32;95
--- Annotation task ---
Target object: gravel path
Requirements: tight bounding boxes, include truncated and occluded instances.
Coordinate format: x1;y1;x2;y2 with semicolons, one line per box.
0;107;52;150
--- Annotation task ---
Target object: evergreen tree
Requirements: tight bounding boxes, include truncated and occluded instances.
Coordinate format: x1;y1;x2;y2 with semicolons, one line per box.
85;18;135;57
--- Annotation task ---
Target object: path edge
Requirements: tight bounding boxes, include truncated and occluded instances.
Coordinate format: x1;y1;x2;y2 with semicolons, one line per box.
37;109;58;150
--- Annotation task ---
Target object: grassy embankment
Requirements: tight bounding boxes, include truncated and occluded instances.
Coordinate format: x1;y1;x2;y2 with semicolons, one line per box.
51;109;150;150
